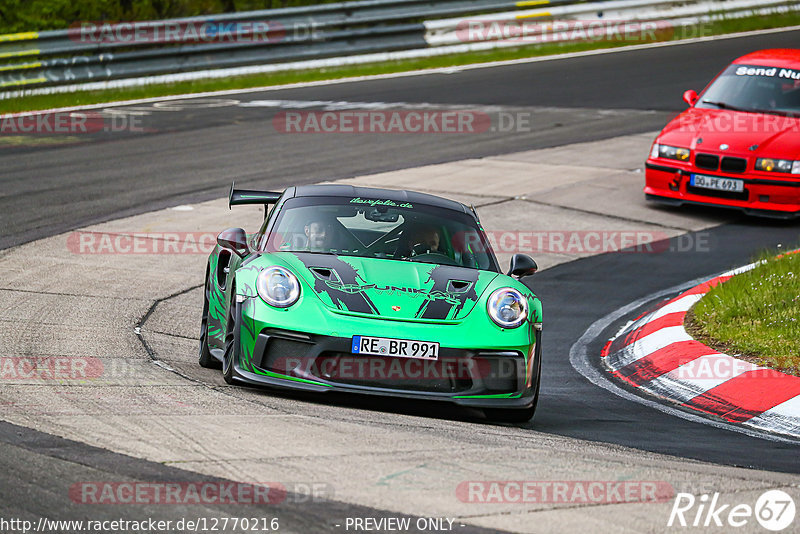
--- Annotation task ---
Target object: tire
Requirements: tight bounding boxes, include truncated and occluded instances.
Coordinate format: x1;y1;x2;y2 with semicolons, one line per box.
484;354;541;423
483;406;536;423
221;297;240;385
198;276;221;369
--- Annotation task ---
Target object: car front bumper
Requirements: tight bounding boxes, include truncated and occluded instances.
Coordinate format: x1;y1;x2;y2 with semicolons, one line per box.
226;298;541;409
644;161;800;218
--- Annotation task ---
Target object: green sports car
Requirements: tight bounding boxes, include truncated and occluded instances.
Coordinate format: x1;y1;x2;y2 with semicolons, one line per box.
199;184;543;422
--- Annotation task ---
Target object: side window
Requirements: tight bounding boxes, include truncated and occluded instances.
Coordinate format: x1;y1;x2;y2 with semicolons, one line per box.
779;82;800;108
254;210;270;246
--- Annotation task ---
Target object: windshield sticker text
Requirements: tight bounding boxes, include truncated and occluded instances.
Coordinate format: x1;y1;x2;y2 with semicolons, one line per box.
735;66;800;80
350;197;413;208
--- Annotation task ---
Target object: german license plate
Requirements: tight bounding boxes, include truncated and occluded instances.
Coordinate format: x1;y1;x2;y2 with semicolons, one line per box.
690;174;744;192
351;335;439;360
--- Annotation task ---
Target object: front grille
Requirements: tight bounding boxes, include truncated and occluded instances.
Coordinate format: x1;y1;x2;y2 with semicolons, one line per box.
259;337;313;372
720;157;747;173
252;331;524;395
695;153;720;170
687;184;749;201
473;356;519;393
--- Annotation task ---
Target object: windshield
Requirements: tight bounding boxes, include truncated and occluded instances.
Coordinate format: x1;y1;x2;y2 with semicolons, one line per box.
261;196;499;271
697;64;800;116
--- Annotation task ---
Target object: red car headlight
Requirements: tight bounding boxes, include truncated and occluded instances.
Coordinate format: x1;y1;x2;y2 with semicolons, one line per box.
652;143;691;162
755;158;800;174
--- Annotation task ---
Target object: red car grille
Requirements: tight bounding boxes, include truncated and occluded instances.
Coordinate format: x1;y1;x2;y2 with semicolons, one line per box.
695;153;719;170
720;157;747;173
694;153;747;173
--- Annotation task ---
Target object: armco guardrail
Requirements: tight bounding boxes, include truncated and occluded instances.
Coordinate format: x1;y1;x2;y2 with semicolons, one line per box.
0;0;540;90
425;0;795;46
1;0;797;95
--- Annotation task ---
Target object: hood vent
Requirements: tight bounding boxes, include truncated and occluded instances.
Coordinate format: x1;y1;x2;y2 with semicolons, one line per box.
447;280;473;293
310;267;341;283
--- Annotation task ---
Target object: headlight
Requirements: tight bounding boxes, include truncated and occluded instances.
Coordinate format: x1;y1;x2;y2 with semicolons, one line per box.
256;266;300;308
755;158;800;174
652;144;691;162
487;288;528;329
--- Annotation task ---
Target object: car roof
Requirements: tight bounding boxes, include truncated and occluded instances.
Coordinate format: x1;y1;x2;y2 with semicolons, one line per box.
289;184;471;215
733;49;800;69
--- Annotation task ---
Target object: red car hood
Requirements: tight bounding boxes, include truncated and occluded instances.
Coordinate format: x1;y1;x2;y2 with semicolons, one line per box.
657;108;800;159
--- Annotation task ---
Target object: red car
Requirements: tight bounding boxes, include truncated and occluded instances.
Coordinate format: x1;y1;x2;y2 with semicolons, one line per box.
645;49;800;218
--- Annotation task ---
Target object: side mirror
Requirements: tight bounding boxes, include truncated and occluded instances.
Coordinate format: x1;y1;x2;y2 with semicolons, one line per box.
683;89;698;107
217;228;249;257
508;254;538;278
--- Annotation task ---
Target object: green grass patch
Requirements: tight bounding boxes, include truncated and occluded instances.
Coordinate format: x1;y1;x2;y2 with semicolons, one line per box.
689;250;800;376
0;135;86;147
4;10;800;113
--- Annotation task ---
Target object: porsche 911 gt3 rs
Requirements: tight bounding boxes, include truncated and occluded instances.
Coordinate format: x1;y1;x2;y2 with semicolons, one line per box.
198;184;543;422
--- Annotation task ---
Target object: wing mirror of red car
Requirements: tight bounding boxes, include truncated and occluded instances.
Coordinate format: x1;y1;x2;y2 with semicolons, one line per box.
217;228;250;257
508;254;538;278
683;89;699;107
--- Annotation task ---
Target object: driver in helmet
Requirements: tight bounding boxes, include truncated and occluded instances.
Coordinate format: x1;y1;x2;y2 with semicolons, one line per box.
304;218;334;252
405;224;441;256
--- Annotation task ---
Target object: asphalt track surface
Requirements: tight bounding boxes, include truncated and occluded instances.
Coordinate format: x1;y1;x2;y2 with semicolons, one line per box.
2;29;800;529
536;221;800;470
3;29;798;250
0;421;505;532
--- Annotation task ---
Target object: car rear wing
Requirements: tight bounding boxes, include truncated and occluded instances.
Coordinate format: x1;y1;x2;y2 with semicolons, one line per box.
228;182;282;209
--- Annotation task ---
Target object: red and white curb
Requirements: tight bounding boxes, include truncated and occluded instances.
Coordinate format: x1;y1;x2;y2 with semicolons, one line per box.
601;264;800;438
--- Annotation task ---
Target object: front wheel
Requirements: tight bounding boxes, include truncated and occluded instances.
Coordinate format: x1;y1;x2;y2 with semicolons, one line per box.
198;277;221;369
221;299;240;384
483;405;536;423
484;356;541;423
